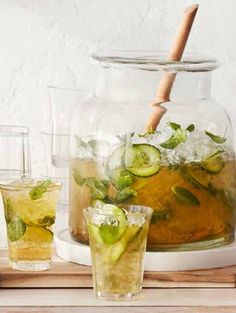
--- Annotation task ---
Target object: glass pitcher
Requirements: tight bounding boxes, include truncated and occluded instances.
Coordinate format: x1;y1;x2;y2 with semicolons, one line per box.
69;51;236;251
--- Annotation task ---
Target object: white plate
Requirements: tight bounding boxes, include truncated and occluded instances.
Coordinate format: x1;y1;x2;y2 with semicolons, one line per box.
55;229;236;271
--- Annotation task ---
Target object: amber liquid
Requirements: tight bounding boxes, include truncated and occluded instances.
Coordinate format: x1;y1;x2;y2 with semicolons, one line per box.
69;158;236;250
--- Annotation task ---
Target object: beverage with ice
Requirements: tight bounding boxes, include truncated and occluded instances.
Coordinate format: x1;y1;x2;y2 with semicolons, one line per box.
0;179;61;270
70;121;236;250
84;204;152;300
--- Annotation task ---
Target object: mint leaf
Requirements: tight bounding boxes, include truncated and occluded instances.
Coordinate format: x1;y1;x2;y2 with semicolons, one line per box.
151;209;174;224
37;215;55;227
116;170;133;189
171;186;200;206
160;128;187;149
7;217;26;242
205;131;226;144
114;187;136;203
30;179;52;200
73;169;85;186
186;124;195;132
110;168;133;190
168;122;181;131
84;177;108;200
3;198;15;223
75;135;89;149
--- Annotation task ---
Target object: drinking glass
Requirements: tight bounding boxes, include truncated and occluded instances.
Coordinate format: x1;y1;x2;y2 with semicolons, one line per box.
0;125;31;179
0;178;62;271
84;204;153;300
0;125;31;248
49;86;91;135
48;86;91;168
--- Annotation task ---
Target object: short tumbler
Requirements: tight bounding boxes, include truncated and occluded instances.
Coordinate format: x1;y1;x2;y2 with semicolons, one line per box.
0;178;61;271
84;204;153;301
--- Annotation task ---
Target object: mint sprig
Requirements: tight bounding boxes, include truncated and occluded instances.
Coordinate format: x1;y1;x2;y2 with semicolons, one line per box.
114;187;136;203
30;179;52;200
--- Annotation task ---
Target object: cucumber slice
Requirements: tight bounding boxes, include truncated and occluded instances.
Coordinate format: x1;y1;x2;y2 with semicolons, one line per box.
88;224;104;244
125;144;161;177
98;204;128;244
103;224;141;263
201;151;225;173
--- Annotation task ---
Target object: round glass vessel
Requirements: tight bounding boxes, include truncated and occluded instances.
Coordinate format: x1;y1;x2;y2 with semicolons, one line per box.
69;51;236;251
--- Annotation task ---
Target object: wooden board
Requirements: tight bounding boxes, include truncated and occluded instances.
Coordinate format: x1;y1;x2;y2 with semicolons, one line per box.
1;288;236;311
1;249;236;288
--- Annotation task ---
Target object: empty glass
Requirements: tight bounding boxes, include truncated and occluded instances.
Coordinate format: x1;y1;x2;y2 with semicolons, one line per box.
48;86;91;135
0;125;31;180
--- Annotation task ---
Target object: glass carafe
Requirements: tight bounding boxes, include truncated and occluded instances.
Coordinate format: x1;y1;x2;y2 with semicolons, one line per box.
69;51;236;251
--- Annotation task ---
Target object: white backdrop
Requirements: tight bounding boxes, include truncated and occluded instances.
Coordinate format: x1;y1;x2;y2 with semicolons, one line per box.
0;0;236;244
0;0;236;170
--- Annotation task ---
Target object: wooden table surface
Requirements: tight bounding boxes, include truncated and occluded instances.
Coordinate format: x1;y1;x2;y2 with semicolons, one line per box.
1;249;236;312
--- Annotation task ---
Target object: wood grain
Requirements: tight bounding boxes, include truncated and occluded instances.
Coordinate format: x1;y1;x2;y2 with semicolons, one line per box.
1;307;236;313
1;288;236;307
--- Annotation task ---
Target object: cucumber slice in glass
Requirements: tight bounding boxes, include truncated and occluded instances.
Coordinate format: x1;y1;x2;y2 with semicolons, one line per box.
125;144;161;177
103;224;141;263
201;151;225;173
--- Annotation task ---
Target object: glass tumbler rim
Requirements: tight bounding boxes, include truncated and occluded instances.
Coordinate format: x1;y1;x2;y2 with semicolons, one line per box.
0;124;29;135
0;178;62;191
84;204;153;219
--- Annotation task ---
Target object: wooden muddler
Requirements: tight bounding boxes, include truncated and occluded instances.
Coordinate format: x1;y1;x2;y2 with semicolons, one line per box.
144;4;199;132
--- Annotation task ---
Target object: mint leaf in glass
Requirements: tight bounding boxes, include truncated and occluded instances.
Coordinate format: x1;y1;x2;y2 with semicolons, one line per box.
37;215;55;227
29;179;52;200
205;131;226;144
110;168;133;190
171;186;200;206
73;169;85;186
186;124;195;132
168;122;181;131
84;177;109;200
201;150;225;173
151;208;174;224
160;128;187;149
75;135;90;149
114;187;136;203
7;217;26;242
3;198;15;223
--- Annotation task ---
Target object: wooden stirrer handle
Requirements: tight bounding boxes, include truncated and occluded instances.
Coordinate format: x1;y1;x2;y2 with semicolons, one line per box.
145;4;199;132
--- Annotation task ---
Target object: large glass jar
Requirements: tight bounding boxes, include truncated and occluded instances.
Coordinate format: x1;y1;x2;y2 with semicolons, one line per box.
69;51;236;251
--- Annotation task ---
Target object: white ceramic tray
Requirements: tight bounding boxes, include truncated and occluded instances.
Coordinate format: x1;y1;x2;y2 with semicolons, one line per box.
55;229;236;271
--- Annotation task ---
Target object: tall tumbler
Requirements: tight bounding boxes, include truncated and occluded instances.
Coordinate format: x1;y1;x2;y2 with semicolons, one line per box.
0;125;31;247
